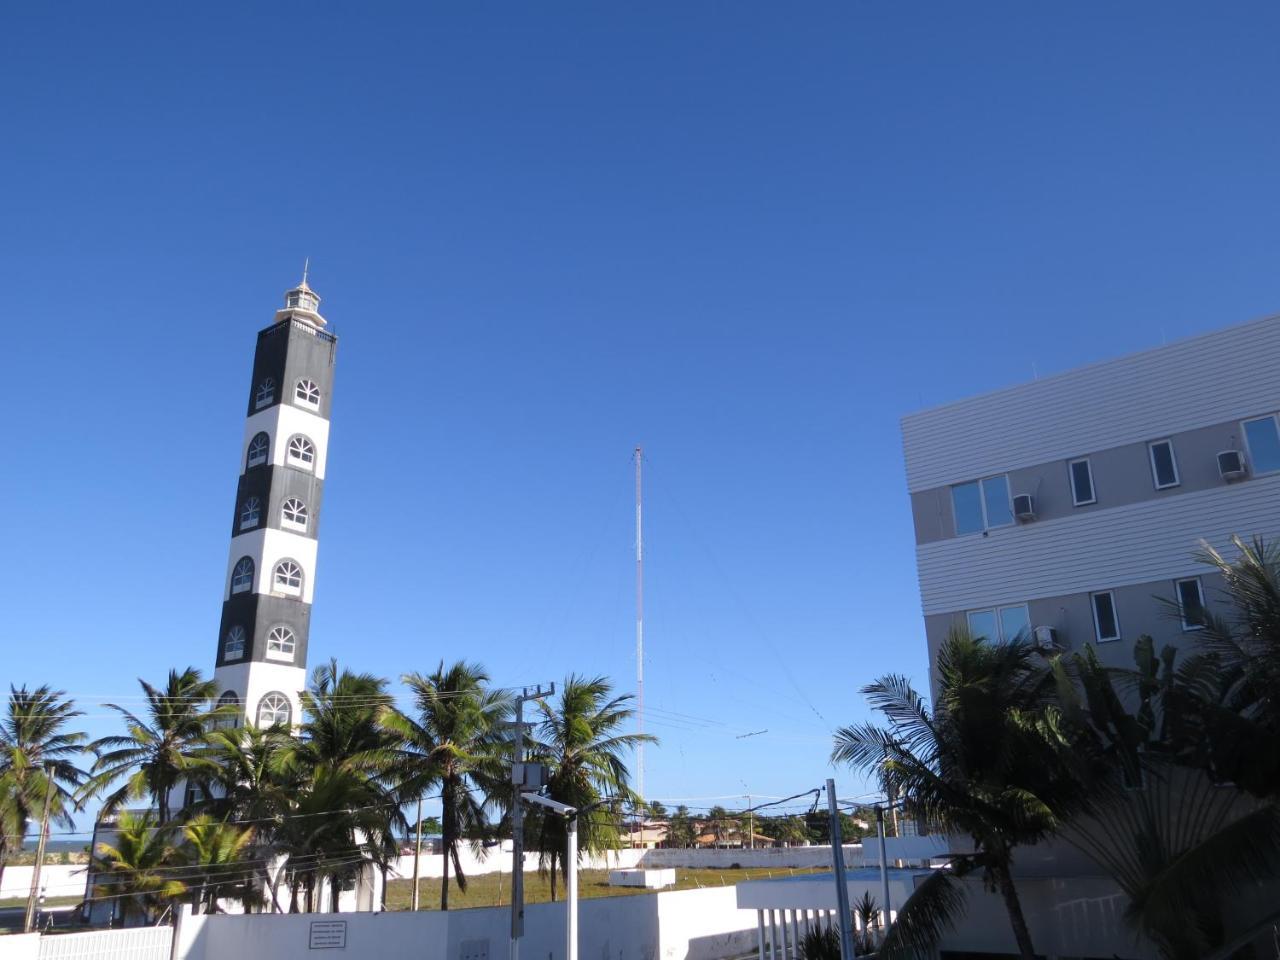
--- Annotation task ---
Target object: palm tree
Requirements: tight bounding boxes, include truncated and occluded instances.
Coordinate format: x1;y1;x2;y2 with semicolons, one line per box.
379;660;511;910
199;724;298;911
182;815;259;914
528;675;655;901
91;810;187;924
284;661;402;912
1047;537;1280;959
0;686;89;892
832;629;1083;960
1046;636;1276;960
1185;536;1280;797
706;805;729;848
86;668;223;822
295;660;395;772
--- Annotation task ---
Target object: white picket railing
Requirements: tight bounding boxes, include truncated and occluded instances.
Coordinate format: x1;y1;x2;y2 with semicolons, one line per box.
36;925;171;960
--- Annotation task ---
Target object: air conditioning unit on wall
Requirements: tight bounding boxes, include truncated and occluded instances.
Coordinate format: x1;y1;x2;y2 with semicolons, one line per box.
1218;450;1247;482
1013;494;1036;521
1033;625;1061;650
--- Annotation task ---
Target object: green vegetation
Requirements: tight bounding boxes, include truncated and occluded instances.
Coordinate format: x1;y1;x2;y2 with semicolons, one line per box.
0;685;90;898
834;535;1280;960
527;675;654;901
2;659;655;922
383;866;825;911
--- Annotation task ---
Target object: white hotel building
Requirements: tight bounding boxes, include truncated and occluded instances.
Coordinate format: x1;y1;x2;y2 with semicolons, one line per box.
902;313;1280;676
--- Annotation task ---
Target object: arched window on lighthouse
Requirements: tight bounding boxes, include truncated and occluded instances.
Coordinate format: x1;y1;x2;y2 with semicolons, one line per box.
215;691;241;730
246;433;270;469
295;379;321;410
281;498;308;532
239;497;261;531
256;692;292;729
266;626;296;660
273;559;303;596
231;557;255;594
255;378;276;410
286;435;315;471
223;625;246;660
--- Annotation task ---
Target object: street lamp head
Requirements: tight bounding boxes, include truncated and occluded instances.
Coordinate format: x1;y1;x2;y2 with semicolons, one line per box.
521;792;578;817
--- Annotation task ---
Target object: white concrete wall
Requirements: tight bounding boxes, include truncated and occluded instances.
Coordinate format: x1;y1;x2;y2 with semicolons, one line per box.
1;865;87;901
33;926;173;960
0;933;40;960
924;873;1158;959
174;885;759;960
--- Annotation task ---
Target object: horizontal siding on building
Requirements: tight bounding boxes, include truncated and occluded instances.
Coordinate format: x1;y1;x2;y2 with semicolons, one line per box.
901;314;1280;493
915;473;1280;614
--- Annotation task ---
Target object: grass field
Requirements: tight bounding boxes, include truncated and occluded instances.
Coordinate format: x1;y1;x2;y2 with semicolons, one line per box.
385;866;825;911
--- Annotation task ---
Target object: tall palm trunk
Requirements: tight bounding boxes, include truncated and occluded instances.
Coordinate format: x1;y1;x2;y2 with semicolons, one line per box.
441;805;452;911
992;860;1037;960
549;848;558;903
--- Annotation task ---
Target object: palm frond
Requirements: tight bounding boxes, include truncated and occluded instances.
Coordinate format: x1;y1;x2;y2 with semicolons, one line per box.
878;866;970;960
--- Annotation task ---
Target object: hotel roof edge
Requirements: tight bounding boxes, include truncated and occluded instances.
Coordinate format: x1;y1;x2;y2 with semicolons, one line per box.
900;309;1280;427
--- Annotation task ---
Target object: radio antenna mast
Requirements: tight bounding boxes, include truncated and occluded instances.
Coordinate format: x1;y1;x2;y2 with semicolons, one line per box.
634;446;645;806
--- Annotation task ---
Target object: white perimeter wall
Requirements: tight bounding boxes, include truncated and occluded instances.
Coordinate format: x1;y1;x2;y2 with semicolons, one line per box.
1;865;88;901
175;886;759;960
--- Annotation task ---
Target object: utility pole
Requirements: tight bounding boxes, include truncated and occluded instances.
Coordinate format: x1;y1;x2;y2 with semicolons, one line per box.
510;683;554;960
825;780;854;960
566;813;578;960
24;770;56;933
876;806;892;932
411;795;424;911
523;793;590;960
634;446;644;806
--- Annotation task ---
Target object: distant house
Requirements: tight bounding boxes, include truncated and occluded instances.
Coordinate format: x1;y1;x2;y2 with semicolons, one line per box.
398;834;443;856
621;822;667;849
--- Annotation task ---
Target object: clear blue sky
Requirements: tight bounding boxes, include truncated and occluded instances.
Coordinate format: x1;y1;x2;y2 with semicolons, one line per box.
5;2;1280;826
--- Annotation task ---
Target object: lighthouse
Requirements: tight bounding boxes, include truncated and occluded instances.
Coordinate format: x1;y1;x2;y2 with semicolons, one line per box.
212;271;338;728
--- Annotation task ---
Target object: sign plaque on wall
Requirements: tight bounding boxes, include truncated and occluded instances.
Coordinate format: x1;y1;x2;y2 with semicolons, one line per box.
309;920;348;949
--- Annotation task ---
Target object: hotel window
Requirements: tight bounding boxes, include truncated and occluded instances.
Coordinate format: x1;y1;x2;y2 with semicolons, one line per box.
1243;415;1280;474
1091;591;1120;642
1176;578;1206;631
1069;458;1096;506
967;604;1031;642
951;475;1013;535
1148;439;1180;489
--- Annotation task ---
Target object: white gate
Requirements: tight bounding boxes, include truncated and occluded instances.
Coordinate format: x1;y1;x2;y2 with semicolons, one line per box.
36;926;171;960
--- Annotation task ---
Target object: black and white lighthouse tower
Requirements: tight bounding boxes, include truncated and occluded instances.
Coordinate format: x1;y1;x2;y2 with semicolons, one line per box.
213;273;337;728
